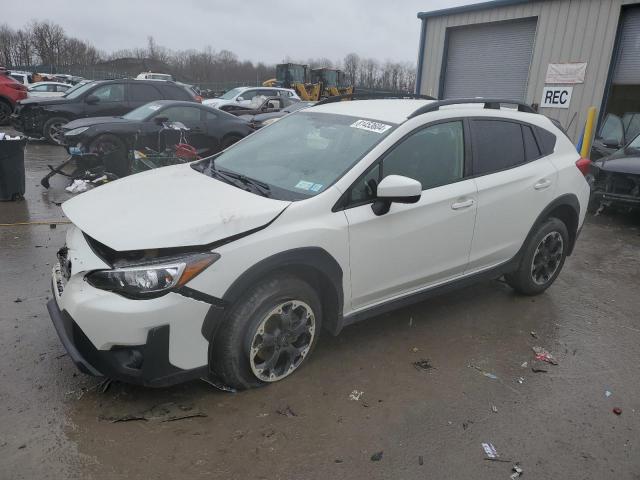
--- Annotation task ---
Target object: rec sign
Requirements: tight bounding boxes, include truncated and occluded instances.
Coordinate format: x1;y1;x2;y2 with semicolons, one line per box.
540;86;573;109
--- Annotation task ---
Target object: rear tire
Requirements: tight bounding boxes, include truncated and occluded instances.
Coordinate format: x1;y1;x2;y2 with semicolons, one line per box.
505;217;569;296
0;100;12;125
43;117;68;145
210;275;322;390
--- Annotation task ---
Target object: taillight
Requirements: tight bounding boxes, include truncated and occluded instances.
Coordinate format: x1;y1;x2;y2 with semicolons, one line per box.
575;157;591;176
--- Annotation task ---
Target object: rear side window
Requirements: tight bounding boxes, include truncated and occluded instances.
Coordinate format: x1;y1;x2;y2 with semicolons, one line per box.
535;127;556;156
159;84;193;101
471;120;525;175
129;83;162;102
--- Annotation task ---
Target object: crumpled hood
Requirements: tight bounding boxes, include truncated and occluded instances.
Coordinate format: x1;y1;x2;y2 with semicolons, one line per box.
63;116;134;131
594;155;640;175
62;164;290;251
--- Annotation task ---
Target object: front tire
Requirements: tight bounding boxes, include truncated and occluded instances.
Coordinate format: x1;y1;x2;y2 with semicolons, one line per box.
43;117;68;145
505;217;569;296
210;275;322;390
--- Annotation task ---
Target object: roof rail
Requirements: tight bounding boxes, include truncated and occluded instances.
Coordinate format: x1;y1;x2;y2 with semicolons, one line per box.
315;92;436;106
407;98;536;119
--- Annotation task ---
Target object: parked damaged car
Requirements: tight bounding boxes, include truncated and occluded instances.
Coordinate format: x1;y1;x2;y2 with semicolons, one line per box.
590;112;640;161
62;100;252;158
588;131;640;212
222;95;299;116
240;101;315;129
11;79;197;144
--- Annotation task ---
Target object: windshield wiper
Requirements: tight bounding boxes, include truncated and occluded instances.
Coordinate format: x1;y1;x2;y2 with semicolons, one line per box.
206;159;271;197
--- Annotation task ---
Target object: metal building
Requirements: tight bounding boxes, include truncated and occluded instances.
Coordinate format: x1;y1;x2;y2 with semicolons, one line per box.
416;0;640;144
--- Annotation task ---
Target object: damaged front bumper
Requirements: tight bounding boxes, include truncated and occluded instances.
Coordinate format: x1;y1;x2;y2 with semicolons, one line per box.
589;171;640;209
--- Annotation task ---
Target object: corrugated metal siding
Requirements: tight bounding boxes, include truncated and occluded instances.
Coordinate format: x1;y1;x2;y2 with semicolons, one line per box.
442;18;537;100
418;0;639;141
613;6;640;84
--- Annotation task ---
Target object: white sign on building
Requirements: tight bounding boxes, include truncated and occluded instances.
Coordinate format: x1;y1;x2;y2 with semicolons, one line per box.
545;63;587;84
540;86;573;109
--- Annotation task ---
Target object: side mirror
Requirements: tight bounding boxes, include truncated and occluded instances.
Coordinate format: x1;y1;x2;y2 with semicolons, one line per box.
236;96;244;102
602;138;621;148
154;116;169;125
372;175;422;216
85;94;99;104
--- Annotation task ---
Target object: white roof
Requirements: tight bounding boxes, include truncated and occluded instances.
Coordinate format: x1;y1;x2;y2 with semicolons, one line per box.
308;99;434;124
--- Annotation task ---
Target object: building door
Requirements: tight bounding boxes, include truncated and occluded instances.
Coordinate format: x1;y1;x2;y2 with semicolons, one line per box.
441;18;537;101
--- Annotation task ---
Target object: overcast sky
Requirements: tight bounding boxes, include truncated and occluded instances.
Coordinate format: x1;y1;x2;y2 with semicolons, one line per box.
4;0;481;64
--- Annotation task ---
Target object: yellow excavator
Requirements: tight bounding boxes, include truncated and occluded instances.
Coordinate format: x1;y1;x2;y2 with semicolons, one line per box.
263;63;353;101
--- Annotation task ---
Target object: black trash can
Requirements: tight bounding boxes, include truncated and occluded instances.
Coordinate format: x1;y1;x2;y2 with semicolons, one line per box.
0;136;27;201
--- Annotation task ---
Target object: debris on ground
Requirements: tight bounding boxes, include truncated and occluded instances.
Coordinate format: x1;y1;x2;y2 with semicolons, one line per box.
530;331;538;338
65;179;92;193
469;363;498;380
605;390;612;398
409;317;413;327
370;451;383;461
276;406;297;417
411;347;419;352
613;407;622;415
531;361;548;373
491;405;498;413
101;402;207;423
532;346;558;365
412;358;434;372
200;375;237;393
510;464;523;479
462;420;474;430
99;378;112;393
520;361;528;368
516;377;525;384
14;298;22;303
482;442;498;459
418;455;424;465
334;459;343;464
349;390;364;401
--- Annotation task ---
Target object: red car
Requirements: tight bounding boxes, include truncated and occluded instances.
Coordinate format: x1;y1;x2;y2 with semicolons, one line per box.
0;67;28;125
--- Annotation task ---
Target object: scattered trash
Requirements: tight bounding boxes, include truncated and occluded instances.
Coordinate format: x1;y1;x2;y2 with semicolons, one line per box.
413;359;434;372
101;402;207;423
531;362;548;373
463;420;474;430
110;414;147;423
18;444;26;449
510;464;523;479
276;406;297;417
13;298;22;303
613;407;622;415
532;346;558;365
418;455;424;465
469;364;498;380
257;413;269;418
334;459;343;464
520;361;528;368
491;405;498;413
530;331;538;338
516;377;525;384
65;179;92;193
605;390;612;398
411;347;419;352
349;390;364;401
481;442;498;459
370;451;383;462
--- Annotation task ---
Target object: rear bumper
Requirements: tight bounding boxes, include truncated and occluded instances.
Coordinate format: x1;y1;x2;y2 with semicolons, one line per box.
47;296;208;388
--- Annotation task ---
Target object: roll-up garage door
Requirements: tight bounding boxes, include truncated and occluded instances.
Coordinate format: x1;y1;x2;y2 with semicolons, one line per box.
442;18;537;100
612;7;640;85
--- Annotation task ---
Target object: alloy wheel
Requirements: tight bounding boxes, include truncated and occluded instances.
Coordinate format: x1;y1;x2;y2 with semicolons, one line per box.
530;231;564;285
49;121;66;145
249;300;316;382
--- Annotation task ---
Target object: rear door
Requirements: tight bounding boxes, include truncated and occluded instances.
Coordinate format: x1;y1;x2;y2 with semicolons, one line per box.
128;83;164;110
466;119;558;273
83;83;127;117
344;120;477;310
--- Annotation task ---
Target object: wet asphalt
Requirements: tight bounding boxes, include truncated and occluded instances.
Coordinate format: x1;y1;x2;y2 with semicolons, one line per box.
1;137;639;480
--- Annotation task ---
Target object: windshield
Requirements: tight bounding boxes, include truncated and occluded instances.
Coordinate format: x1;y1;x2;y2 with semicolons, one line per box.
123;102;163;121
218;87;244;100
196;112;395;200
627;132;640;150
64;81;97;99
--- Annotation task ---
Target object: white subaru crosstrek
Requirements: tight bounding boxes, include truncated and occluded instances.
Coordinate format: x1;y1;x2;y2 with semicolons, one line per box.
47;98;591;389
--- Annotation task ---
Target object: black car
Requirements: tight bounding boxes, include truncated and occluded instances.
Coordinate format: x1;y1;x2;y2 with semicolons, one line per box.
239;101;315;129
11;79;197;144
588;131;640;212
590;112;640;161
62;100;252;157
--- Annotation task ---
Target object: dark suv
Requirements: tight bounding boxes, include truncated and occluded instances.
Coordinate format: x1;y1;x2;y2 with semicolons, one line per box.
11;79;196;144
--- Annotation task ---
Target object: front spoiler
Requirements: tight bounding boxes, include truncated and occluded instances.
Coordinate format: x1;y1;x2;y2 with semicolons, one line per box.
46;297;208;388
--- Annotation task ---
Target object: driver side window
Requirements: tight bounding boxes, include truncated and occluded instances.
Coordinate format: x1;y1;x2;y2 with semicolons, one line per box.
349;121;465;204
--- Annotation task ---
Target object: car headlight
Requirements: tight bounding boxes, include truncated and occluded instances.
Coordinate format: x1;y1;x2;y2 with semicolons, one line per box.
86;252;219;299
65;126;89;136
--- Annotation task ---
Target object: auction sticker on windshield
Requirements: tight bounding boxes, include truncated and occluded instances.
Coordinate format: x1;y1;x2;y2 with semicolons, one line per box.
350;119;392;134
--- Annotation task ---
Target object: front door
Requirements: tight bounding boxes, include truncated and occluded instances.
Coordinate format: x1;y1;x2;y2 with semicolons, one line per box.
344;120;477;311
83;83;128;117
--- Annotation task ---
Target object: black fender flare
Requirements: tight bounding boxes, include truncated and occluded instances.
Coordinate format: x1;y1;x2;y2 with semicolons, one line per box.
201;247;344;341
